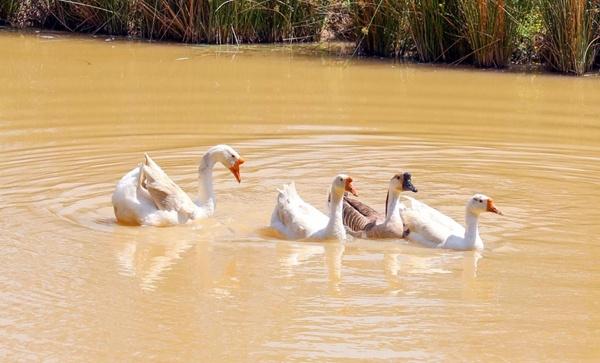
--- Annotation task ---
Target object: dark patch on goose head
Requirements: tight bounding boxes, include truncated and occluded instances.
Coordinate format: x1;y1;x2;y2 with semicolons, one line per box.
402;172;417;193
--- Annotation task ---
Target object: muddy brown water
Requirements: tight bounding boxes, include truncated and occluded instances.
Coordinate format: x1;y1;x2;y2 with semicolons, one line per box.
1;30;600;361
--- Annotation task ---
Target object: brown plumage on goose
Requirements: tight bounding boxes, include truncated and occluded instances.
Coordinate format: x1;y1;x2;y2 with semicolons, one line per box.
342;172;418;239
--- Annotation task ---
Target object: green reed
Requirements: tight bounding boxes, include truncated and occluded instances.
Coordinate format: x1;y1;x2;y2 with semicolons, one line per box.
512;2;543;64
137;0;324;43
350;0;410;57
9;0;323;43
4;0;600;75
538;0;599;74
456;0;519;67
405;0;467;62
0;0;18;23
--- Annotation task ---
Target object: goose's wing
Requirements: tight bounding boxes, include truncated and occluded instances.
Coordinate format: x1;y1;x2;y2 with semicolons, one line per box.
342;196;380;233
400;196;463;247
400;209;453;247
401;196;463;231
271;182;328;239
139;154;196;216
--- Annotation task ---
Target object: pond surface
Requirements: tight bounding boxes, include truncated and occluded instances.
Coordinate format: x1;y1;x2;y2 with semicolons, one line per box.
1;30;599;361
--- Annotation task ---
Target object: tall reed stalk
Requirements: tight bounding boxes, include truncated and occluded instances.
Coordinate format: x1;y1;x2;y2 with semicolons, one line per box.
539;0;599;74
457;0;517;67
406;0;465;62
351;0;410;57
597;5;600;68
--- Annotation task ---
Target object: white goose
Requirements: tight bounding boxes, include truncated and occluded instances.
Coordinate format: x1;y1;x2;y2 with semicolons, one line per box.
270;174;358;241
112;144;244;226
401;194;502;250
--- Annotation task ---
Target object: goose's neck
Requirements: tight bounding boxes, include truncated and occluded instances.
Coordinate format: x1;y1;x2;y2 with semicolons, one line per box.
384;188;402;223
325;191;346;239
463;211;480;248
197;156;216;215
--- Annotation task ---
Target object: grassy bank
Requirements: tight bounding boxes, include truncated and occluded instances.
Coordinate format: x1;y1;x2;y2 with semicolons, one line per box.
352;0;599;74
2;0;325;42
1;0;599;75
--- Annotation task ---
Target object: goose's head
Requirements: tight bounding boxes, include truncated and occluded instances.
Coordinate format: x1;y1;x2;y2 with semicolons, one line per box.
390;172;418;193
332;174;358;197
468;194;502;215
204;144;245;183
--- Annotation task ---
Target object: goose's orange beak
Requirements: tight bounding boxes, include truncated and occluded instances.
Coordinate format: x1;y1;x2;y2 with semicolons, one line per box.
345;177;358;197
229;158;244;183
486;199;502;215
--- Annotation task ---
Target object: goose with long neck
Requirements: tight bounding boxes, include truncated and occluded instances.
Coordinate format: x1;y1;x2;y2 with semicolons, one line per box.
112;144;244;226
401;194;502;251
342;172;418;239
270;174;358;240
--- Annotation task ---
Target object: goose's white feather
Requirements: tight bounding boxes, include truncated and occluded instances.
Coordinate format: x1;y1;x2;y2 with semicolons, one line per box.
400;196;488;250
270;175;352;241
270;182;329;239
112;145;242;226
112;158;202;226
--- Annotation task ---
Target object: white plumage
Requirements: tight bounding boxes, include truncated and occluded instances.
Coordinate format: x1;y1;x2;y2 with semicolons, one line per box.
112;145;244;226
270;175;357;241
401;194;502;251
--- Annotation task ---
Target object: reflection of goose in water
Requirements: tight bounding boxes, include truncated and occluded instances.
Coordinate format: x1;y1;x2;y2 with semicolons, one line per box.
382;249;483;299
461;250;482;280
116;231;197;291
383;252;452;277
325;243;345;286
277;242;325;268
383;249;482;284
276;242;345;287
384;253;402;278
115;221;226;291
115;220;245;292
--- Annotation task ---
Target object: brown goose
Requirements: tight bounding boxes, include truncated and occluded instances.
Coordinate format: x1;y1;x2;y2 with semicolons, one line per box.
342;172;417;239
